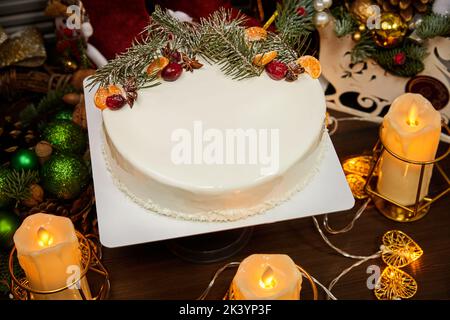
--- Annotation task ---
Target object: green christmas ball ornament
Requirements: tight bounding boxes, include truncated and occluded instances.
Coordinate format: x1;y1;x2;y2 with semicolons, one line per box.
0;167;12;208
0;210;20;249
41;153;89;199
53;109;74;122
11;149;39;171
42;120;87;154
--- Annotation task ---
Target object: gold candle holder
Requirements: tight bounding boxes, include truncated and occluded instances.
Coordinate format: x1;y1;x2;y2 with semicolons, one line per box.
365;122;450;222
8;232;110;300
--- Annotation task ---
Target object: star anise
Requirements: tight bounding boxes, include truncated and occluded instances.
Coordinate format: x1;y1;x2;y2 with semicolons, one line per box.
285;61;304;82
181;54;203;72
123;77;138;108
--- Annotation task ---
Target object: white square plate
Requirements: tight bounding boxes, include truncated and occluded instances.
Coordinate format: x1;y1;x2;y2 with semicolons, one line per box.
84;82;355;248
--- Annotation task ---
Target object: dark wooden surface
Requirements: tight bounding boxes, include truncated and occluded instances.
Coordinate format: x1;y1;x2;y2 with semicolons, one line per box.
101;111;450;300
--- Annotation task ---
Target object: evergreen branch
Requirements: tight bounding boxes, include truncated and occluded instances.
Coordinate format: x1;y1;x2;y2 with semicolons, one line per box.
4;169;39;201
351;32;377;63
334;11;357;37
87;34;163;89
416;13;450;39
275;0;315;48
19;85;76;126
199;9;262;80
373;41;428;77
148;6;202;55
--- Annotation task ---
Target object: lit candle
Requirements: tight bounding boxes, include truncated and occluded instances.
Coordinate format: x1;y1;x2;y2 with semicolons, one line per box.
231;254;302;300
377;93;441;206
13;213;91;300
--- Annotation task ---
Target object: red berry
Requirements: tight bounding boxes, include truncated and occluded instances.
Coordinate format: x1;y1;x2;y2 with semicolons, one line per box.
106;94;126;110
161;62;183;81
296;7;306;16
265;60;288;80
393;52;406;65
169;51;181;62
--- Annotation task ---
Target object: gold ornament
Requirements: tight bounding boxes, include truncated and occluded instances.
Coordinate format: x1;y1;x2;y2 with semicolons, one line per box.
348;0;377;24
342;155;373;177
0;27;46;69
345;174;368;199
358;24;367;32
381;230;423;268
352;31;362;41
374;266;418;300
342;156;374;199
372;13;407;48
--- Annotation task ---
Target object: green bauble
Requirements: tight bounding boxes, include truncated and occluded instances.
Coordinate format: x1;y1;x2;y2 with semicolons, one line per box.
0;210;20;249
53;109;74;121
0;167;12;208
42;120;87;154
11;149;39;171
41;154;89;199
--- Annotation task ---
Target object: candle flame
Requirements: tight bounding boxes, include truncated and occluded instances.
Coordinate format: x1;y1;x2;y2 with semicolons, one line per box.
406;105;419;127
37;227;54;247
259;266;276;289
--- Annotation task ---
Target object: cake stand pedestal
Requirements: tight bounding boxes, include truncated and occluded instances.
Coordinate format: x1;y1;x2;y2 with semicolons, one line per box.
166;227;253;264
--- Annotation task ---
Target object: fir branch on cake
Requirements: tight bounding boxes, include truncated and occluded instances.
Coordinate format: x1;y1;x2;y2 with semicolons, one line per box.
198;9;262;80
90;6;320;111
87;35;164;89
147;6;203;56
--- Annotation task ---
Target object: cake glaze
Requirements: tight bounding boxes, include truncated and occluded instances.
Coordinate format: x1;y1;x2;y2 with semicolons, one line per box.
102;62;326;221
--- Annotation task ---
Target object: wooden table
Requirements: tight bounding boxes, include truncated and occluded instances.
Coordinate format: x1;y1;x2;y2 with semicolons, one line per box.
102;111;450;300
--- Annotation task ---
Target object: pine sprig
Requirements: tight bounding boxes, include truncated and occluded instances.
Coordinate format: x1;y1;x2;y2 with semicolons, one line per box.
87;35;164;89
334;11;357;37
416;13;450;39
351;32;377;63
373;42;428;77
199;9;262;80
19;85;76;126
3;169;39;202
275;0;315;48
89;5;314;86
148;6;202;55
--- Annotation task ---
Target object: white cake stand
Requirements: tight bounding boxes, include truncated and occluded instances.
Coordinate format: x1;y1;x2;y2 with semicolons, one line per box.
84;81;355;249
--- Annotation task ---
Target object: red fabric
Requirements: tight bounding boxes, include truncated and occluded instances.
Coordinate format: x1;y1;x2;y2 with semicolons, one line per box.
84;0;262;59
83;0;149;60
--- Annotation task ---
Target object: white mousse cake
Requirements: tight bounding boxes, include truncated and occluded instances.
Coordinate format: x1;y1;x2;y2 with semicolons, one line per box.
101;62;326;221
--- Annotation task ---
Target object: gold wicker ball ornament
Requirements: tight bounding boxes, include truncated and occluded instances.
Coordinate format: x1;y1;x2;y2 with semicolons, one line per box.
372;12;408;47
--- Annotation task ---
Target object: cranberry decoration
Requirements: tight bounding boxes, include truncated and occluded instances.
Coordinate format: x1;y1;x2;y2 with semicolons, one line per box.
296;7;306;16
393;52;406;66
106;94;126;110
265;60;288;80
161;62;183;81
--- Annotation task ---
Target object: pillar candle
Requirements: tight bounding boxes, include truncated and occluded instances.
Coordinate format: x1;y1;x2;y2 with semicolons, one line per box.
231;254;302;300
377;93;441;206
13;213;91;300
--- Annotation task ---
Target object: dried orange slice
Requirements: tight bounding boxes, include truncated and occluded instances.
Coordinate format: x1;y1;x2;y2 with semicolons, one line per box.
94;85;122;110
253;51;277;67
296;55;321;79
146;56;170;76
245;26;268;42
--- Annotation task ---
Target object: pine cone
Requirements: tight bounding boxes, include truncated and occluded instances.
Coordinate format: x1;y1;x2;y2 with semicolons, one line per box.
21;184;44;208
376;0;431;22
